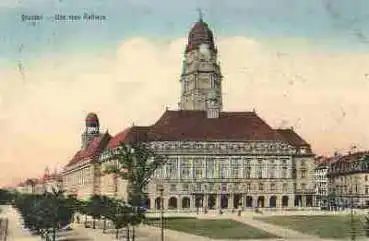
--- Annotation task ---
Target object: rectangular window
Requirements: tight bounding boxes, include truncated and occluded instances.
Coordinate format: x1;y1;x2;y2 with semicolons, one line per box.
269;165;276;178
259;183;264;191
219;158;228;178
182;183;189;191
243;159;251;178
270;183;276;192
234;182;240;191
170;184;177;192
206;159;216;178
231;158;241;178
166;158;178;179
196;183;202;192
246;183;251;192
181;159;191;179
282;183;288;192
257;159;263;179
194;158;204;179
300;170;306;179
257;167;263;179
244;166;251;179
282;167;288;178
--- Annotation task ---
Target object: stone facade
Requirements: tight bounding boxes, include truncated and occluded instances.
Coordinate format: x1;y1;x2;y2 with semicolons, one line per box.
179;17;222;115
16;170;63;195
314;163;329;206
144;141;315;211
63;162;96;200
327;152;369;207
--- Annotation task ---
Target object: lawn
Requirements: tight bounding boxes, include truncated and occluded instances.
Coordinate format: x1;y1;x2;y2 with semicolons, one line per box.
144;217;278;239
255;215;368;239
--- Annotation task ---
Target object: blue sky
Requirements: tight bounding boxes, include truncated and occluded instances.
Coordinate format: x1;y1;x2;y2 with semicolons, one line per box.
1;0;369;64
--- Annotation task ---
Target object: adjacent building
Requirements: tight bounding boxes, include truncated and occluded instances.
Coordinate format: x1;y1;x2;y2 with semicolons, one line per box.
327;152;369;208
62;16;316;211
314;156;331;207
16;168;63;195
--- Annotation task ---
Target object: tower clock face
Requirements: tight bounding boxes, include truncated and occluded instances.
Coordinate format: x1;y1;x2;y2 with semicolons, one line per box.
199;43;210;56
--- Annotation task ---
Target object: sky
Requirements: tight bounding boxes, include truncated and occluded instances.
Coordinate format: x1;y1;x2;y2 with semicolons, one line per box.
1;0;369;186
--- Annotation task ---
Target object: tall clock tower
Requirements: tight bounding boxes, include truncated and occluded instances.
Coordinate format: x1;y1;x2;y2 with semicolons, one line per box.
81;112;100;149
178;15;223;118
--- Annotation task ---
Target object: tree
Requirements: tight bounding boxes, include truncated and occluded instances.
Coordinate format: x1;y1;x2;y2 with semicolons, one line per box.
41;188;74;241
77;200;90;227
99;195;110;233
105;142;166;239
13;189;75;241
105;198;130;240
0;189;13;204
86;195;104;229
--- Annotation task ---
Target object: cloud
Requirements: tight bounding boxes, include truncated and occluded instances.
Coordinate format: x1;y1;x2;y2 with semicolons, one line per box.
1;35;369;186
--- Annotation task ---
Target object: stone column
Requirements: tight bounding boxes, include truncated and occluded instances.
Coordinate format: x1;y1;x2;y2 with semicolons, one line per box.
177;157;181;179
204;194;209;210
190;195;196;210
302;195;307;207
229;193;234;209
217;194;221;209
289;194;294;208
253;195;258;208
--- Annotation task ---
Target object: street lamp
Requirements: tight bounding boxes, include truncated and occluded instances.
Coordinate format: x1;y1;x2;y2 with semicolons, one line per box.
159;186;164;241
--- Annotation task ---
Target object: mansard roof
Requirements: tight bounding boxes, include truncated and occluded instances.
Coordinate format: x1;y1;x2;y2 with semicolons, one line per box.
107;126;150;149
276;129;309;147
105;110;311;148
146;110;285;142
327;151;369;176
332;151;369;164
66;132;111;167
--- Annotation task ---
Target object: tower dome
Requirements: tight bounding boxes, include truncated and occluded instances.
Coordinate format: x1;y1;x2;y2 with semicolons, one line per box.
185;17;216;53
85;112;99;127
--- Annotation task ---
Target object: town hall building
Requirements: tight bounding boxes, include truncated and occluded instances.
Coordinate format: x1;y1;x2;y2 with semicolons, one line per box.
62;16;316;211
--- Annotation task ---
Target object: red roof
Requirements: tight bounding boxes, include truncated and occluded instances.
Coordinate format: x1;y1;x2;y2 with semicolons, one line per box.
71;110;311;164
66;132;111;167
107;126;150;149
276;129;309;146
146;110;285;142
106;110;311;146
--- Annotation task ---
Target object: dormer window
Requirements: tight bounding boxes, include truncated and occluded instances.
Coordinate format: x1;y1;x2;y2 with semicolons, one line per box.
300;147;307;154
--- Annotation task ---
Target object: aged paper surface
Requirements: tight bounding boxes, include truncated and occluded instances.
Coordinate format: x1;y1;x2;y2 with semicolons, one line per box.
1;1;369;240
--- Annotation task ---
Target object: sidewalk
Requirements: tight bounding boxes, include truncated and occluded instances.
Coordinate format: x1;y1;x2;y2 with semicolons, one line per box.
72;221;205;241
0;205;42;241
